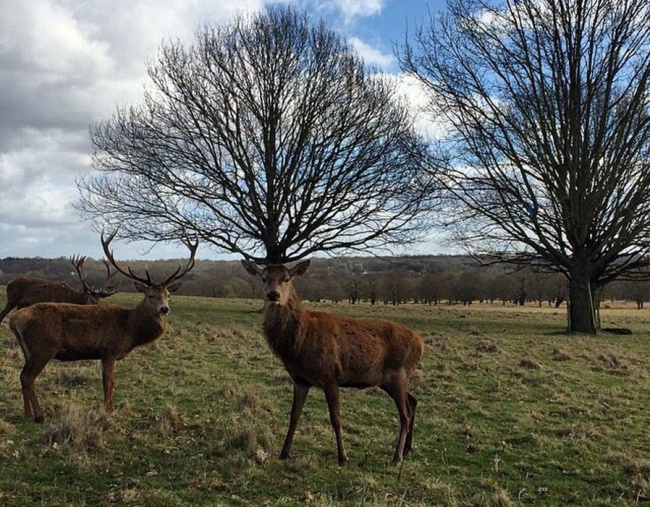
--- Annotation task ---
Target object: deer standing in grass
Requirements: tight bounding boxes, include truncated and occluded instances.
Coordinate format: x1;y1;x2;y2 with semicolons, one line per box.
242;259;424;465
0;256;119;323
8;232;197;422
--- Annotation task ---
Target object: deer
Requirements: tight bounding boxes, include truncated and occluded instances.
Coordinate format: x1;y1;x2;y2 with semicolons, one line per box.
8;231;197;422
242;259;424;465
0;256;119;323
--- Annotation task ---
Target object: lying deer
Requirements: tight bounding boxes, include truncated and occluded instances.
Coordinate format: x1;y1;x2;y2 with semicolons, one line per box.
0;255;119;323
242;259;424;465
8;231;197;422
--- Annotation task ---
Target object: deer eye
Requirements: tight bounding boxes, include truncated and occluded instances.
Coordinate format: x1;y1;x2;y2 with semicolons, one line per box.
283;276;290;283
261;276;268;283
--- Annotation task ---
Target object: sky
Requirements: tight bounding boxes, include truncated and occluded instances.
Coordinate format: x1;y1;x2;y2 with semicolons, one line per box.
0;0;448;261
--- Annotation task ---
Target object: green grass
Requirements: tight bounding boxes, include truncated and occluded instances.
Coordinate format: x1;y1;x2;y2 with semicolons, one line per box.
1;293;649;506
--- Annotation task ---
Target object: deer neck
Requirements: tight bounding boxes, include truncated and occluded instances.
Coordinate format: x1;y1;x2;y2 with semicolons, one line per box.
262;286;304;351
71;291;89;304
128;303;168;347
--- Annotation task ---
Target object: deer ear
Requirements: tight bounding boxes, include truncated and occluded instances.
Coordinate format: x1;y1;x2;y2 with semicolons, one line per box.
134;282;147;293
291;260;310;277
241;260;263;277
167;282;182;293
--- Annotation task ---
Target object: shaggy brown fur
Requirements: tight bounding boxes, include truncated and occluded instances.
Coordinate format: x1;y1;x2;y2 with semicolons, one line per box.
242;259;424;465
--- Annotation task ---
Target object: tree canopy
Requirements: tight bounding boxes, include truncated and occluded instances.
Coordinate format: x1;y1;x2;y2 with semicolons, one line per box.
77;6;434;264
400;0;650;333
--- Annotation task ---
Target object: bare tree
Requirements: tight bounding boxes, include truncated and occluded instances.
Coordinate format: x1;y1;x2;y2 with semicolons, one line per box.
400;0;650;333
77;6;434;264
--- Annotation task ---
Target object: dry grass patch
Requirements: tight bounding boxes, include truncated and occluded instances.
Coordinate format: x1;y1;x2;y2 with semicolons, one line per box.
552;347;571;361
476;339;499;353
38;400;110;452
518;356;541;369
596;351;623;369
155;405;185;437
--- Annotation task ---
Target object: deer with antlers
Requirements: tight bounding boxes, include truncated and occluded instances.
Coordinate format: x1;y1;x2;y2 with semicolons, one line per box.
0;256;119;324
8;231;197;422
242;259;424;465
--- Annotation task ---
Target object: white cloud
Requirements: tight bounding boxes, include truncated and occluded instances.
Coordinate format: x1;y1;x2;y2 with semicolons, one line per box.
390;73;451;142
326;0;384;23
349;37;394;69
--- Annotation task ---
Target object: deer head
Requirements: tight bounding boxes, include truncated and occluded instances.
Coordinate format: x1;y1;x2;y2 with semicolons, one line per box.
242;260;310;306
101;231;198;315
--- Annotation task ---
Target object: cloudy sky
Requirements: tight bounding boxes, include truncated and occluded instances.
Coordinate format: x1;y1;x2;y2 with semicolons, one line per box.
0;0;447;261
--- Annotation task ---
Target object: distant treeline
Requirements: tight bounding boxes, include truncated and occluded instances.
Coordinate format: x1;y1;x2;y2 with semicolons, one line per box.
0;255;648;308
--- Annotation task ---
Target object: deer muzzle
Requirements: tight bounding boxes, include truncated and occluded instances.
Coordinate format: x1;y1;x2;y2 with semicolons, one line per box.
266;291;281;302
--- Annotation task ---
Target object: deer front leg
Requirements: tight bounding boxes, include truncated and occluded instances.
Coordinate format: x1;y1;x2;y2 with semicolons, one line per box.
101;358;117;412
20;367;44;423
324;383;348;466
280;380;310;460
19;348;54;423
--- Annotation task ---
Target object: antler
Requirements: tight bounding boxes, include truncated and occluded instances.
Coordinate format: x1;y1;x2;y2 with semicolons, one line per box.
101;230;198;286
161;235;198;285
69;255;91;290
96;259;120;297
101;230;153;285
70;254;120;296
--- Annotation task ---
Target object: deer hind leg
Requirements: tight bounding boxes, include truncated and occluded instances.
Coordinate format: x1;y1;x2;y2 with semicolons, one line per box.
102;358;117;412
0;302;15;324
404;393;418;456
280;380;311;460
382;371;413;464
11;325;54;423
324;382;348;466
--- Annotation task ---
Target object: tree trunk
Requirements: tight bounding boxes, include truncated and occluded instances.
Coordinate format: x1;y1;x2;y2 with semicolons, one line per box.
568;269;597;334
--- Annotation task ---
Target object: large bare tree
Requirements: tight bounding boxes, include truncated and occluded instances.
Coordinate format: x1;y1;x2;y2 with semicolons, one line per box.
77;6;433;264
400;0;650;333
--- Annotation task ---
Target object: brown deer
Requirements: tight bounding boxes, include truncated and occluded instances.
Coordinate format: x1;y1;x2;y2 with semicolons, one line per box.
8;231;197;422
242;259;424;465
0;256;119;323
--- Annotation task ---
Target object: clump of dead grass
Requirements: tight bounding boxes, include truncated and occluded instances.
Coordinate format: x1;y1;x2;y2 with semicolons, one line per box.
468;327;489;338
0;418;15;436
552;347;571;361
605;451;650;476
476;339;499;353
208;416;273;466
237;390;264;412
597;351;623;368
56;368;90;388
156;404;185;436
38;402;110;452
519;356;541;369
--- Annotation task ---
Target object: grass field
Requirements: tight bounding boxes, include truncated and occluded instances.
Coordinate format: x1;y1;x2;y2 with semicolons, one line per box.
0;291;649;506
